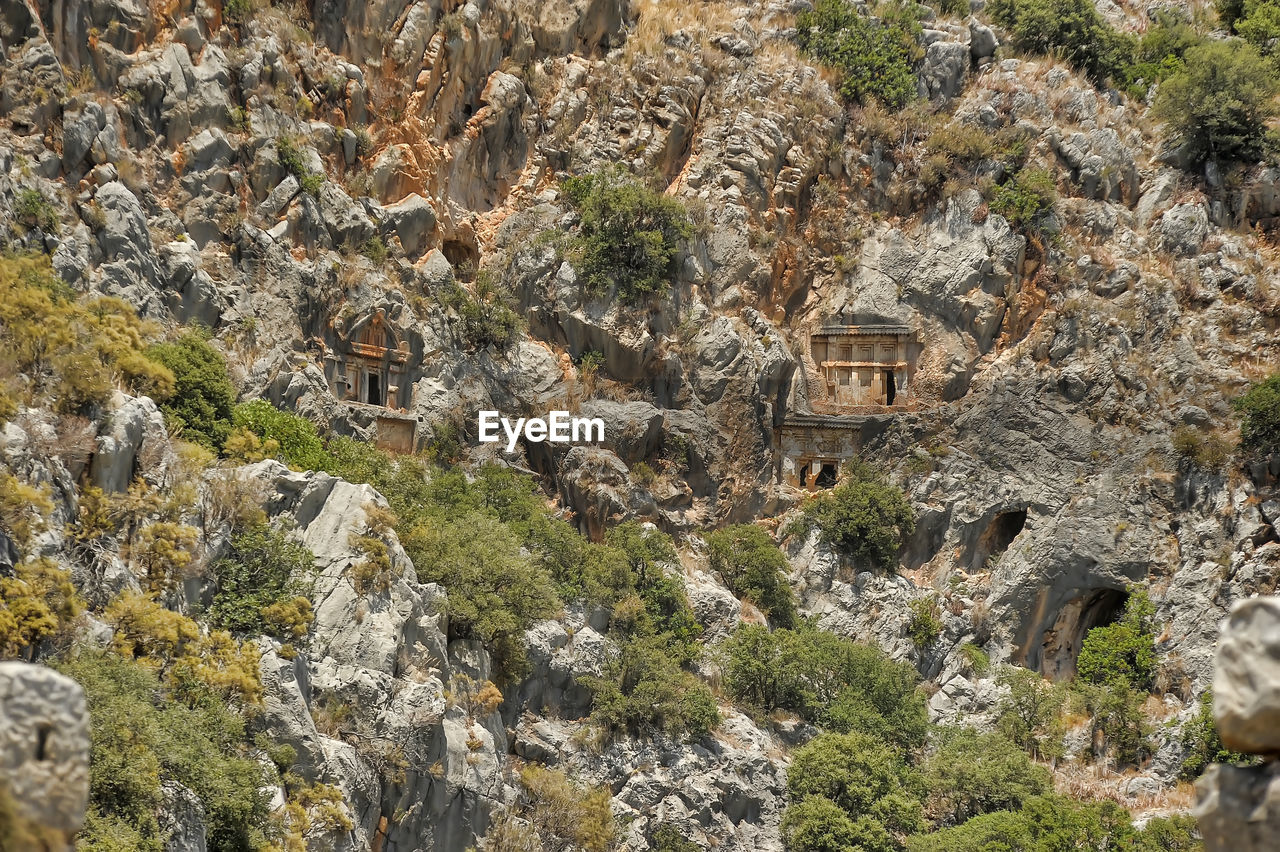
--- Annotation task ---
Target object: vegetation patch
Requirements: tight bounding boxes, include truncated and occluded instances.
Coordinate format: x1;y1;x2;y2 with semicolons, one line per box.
785;462;915;571
561;166;692;303
795;0;922;110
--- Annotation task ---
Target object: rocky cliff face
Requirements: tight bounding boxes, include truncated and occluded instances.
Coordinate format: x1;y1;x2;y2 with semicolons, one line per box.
2;0;1280;849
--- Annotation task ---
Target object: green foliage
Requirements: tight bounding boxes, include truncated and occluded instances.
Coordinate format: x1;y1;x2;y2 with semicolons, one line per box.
721;624;928;749
787;463;914;571
788;731;925;837
561;166;693;302
442;272;523;350
1076;589;1156;691
1171;426;1232;471
58;651;273;852
906;597;942;649
409;509;561;673
579;632;719;740
781;795;864;852
230;399;331;470
988;168;1057;232
147;331;236;449
1117;10;1203;98
1121;814;1204;852
1234;372;1280;457
1180;689;1258;779
959;643;990;677
994;666;1066;760
1237;0;1280;56
15;188;59;232
907;795;1135;852
922;728;1052;827
276;136;323;196
1152;40;1279;165
706;524;798;628
1076;680;1153;768
986;0;1131;83
208;524;316;639
649;824;701;852
360;235;388;264
0;253;174;414
223;0;252;25
795;0;921;110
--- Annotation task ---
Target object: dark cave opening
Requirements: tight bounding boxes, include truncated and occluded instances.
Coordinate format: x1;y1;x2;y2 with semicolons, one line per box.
442;239;479;280
971;508;1028;571
816;462;839;488
1037;587;1129;681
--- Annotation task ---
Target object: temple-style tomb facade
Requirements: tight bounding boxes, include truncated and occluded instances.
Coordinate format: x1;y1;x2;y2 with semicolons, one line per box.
778;315;920;490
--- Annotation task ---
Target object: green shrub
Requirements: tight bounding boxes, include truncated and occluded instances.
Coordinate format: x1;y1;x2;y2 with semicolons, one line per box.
481;765;616;852
959;643;990;677
994;666;1066;760
1237;0;1280;56
1075;680;1153;767
786;462;914;571
906;598;942;649
1234;372;1280;457
1179;689;1258;779
1171;426;1232;471
0;254;174;414
561;166;692;302
649;824;701;852
721;624;928;749
907;795;1134;852
986;0;1131;83
988;168;1057;231
781;795;864;852
208;524;316;639
786;731;925;844
795;0;921;109
922;728;1052;826
276;136;324;196
57;651;273;852
1125;814;1205;852
15;188;59;232
230;399;331;470
706;524;799;628
443;272;523;350
406;509;560;677
579;632;719;740
147;331;236;449
1152;40;1279;165
1076;589;1156;692
1117;10;1204;98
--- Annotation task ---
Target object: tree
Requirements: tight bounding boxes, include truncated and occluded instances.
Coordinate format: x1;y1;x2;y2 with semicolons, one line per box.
795;0;922;109
781;795;863;852
721;625;928;749
1152;40;1279;165
986;0;1131;83
706;525;798;627
789;463;915;570
1234;372;1280;457
994;666;1065;760
922;728;1052;826
562;167;692;302
147;332;236;449
1076;590;1156;692
208;524;316;639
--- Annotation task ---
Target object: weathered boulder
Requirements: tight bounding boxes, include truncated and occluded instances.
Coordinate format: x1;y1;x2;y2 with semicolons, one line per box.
1214;597;1280;754
89;392;171;493
1194;761;1280;852
0;662;91;849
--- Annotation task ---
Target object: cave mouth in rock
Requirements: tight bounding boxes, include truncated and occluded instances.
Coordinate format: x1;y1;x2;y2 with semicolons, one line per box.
442;239;479;280
971;508;1028;571
1038;587;1128;681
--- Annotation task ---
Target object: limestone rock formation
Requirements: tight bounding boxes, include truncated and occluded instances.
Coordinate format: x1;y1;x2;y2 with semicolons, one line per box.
0;662;91;849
